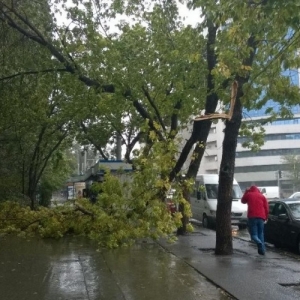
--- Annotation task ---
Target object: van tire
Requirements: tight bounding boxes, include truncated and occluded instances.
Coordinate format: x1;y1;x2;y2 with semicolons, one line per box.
202;214;209;228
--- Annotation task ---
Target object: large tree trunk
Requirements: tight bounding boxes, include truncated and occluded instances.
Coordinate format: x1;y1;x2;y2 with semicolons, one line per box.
175;119;214;234
176;120;213;234
170;19;218;183
28;184;37;210
215;94;242;255
172;20;219;234
215;34;257;254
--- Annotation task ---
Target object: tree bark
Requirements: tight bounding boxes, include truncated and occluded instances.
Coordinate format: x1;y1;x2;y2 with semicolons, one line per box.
215;33;258;255
215;98;242;255
173;19;219;234
170;19;218;182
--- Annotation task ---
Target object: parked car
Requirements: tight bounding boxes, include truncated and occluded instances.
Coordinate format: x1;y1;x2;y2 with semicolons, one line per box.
265;199;300;253
288;192;300;199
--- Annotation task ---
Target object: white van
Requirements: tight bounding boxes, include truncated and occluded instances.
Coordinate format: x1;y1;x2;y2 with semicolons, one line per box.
258;186;279;200
190;174;248;229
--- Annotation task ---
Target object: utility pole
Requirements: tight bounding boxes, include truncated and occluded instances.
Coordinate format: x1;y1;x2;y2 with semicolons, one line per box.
278;170;282;198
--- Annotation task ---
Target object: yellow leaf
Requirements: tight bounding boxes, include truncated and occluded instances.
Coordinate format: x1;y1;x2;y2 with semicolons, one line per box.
241;65;252;71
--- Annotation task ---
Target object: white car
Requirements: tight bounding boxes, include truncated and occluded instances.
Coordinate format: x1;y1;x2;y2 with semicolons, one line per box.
289;192;300;199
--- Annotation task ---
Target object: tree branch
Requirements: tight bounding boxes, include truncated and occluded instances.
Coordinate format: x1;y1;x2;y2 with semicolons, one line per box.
142;85;166;131
80;121;109;160
124;131;143;163
169;99;182;139
132;100;165;141
74;203;95;218
194;81;238;122
0;4;114;92
0;68;68;81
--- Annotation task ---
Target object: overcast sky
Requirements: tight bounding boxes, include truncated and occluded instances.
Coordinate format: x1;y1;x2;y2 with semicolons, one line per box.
54;0;202;30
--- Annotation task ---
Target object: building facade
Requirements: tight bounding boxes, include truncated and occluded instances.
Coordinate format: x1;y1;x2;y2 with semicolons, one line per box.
235;112;300;196
181;70;300;197
183;111;300;197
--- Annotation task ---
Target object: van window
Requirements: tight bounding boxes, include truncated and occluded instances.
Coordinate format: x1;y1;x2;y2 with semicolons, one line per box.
205;184;243;199
232;184;243;198
206;184;218;199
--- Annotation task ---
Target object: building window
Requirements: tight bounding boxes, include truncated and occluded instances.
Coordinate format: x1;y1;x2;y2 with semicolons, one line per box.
206;141;217;148
209;127;216;134
235;164;288;173
236;148;300;158
205;155;218;162
264;118;300;126
238;133;300;144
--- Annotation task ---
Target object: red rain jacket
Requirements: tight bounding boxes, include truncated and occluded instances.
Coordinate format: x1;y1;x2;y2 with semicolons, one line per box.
241;185;269;220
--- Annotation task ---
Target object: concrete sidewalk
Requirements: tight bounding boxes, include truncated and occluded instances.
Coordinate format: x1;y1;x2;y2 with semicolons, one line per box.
158;226;300;300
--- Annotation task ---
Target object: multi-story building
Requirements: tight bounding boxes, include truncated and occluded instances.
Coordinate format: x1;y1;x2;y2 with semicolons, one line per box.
190;110;300;197
196;119;224;175
235;68;300;195
235;109;300;196
184;69;300;197
180;117;225;175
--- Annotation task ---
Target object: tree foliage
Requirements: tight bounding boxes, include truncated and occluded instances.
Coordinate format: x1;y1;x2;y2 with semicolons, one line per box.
0;163;192;248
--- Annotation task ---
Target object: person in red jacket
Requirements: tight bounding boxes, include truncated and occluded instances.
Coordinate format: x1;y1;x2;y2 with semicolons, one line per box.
241;185;269;255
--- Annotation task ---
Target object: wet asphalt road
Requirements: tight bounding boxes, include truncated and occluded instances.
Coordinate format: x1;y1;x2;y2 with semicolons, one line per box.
0;235;232;300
